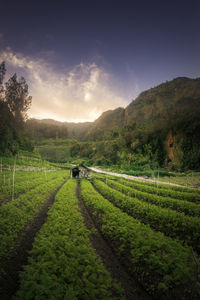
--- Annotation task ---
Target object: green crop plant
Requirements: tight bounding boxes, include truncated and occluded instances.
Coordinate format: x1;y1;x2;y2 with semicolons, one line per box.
81;180;200;299
93;179;200;251
15;180;123;299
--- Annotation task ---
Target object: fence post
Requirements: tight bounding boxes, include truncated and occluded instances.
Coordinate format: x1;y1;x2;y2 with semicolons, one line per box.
12;156;16;201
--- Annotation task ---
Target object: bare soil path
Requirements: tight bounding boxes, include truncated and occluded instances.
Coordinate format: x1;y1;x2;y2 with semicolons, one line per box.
0;181;66;300
76;181;152;300
89;167;184;187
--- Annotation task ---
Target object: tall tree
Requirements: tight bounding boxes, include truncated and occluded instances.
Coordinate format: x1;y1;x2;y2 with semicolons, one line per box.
5;74;32;126
0;61;6;96
0;62;33;154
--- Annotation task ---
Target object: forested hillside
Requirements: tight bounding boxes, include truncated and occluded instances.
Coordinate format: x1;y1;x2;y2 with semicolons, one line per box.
26;77;200;171
1;63;198;172
122;77;200;170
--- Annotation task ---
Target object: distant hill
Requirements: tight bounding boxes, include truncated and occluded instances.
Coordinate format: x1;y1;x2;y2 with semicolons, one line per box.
26;77;200;169
125;77;200;128
84;76;200;134
25;118;91;141
85;107;125;140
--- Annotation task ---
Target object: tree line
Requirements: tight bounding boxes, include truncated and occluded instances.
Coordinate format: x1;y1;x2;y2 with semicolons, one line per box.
0;62;33;155
25;119;68;141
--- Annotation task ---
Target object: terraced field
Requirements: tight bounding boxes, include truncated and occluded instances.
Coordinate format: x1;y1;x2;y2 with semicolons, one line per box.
0;169;200;299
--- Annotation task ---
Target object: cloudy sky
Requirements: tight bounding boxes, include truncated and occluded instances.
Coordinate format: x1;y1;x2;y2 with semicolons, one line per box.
0;0;200;122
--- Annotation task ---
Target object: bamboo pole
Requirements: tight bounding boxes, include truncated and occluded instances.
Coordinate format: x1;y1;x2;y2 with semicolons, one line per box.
12;156;16;201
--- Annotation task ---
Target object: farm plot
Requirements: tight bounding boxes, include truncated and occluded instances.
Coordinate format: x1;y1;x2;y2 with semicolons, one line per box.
0;171;67;262
0;171;60;206
93;179;200;251
1;171;200;300
117;178;200;202
0;155;54;170
115;179;200;217
81;179;200;300
0;170;40;189
15;180;123;300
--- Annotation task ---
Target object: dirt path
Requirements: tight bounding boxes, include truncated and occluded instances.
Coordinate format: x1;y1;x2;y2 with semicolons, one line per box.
89;167;184;187
0;181;66;300
76;181;152;300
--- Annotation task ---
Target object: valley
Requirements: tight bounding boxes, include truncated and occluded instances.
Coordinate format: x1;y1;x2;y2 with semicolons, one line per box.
0;156;199;299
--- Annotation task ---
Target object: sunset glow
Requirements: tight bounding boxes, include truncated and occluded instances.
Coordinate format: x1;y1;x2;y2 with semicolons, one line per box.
0;1;199;122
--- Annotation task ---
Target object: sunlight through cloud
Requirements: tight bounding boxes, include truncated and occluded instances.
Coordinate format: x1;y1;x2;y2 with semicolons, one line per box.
0;48;128;122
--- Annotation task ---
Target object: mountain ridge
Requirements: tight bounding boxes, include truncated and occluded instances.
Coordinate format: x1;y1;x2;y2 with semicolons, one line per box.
26;76;200;169
27;76;200;131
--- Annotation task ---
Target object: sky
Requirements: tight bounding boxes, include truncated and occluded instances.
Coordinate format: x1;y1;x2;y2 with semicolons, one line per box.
0;0;200;122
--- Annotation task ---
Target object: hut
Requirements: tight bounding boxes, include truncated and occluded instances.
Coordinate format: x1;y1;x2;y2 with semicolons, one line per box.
70;165;91;179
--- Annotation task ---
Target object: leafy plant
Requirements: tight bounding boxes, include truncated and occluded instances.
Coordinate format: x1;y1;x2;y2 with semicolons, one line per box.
15;180;123;299
93;179;200;251
81;180;200;299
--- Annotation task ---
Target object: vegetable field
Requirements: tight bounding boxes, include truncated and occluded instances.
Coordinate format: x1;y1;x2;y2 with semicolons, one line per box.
0;169;200;299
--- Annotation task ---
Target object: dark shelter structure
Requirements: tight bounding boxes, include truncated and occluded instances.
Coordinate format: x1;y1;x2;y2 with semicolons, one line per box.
70;165;91;179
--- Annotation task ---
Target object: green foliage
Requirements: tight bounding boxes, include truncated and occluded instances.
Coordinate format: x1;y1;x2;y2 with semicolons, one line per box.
118;178;200;203
81;179;200;299
25;119;68;141
18;150;41;159
161;171;200;188
0;171;60;206
23;77;200;171
93;179;200;251
0;62;32;155
15;180;123;299
0;154;65;170
115;179;200;217
5;73;32;123
0;171;66;261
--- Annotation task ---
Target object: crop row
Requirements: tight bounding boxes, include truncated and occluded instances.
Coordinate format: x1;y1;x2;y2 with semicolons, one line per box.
1;156;55;169
123;176;200;194
81;180;200;299
0;171;61;205
118;178;200;202
0;170;56;188
0;172;66;262
15;180;123;299
93;171;200;195
107;179;200;218
93;179;200;251
0;170;42;186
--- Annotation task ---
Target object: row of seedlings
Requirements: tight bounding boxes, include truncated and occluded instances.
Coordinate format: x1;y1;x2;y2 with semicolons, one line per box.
107;178;200;217
0;171;67;264
93;179;200;252
0;171;60;206
15;180;124;299
120;176;200;193
118;178;200;202
81;180;200;300
93;171;200;197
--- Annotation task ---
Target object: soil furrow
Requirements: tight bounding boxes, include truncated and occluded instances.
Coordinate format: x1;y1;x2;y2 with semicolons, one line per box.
0;180;66;300
76;180;152;300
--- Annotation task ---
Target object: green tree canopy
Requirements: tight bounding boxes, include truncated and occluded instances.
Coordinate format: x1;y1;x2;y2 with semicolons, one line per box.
5;73;32;125
0;62;33;154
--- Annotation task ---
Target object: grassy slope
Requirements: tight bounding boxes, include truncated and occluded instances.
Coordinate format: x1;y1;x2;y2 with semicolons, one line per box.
160;172;200;188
